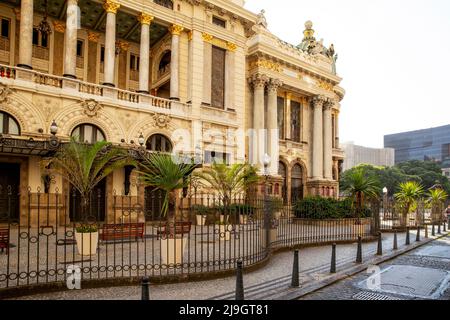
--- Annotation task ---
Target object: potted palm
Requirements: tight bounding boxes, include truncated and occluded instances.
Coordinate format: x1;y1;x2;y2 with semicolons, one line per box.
427;188;448;225
395;181;424;228
138;153;197;264
192;205;208;226
341;167;381;235
52;138;135;256
194;162;259;241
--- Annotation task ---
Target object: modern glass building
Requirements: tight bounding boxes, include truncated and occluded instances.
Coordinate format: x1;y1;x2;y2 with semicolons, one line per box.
384;125;450;165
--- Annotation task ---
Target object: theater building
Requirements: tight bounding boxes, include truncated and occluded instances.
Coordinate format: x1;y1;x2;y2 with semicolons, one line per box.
0;0;345;224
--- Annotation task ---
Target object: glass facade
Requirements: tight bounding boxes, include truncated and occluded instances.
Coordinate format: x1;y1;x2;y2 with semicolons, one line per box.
384;125;450;166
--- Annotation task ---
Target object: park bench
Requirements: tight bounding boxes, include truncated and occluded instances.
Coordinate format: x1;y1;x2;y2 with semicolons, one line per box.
0;228;9;255
156;222;192;239
100;223;145;242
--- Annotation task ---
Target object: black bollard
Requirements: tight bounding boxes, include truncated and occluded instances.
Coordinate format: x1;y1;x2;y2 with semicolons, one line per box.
356;236;362;264
438;223;441;234
377;232;383;256
425;224;429;238
291;250;300;287
405;227;410;245
235;260;244;300
141;277;150;300
432;223;435;236
393;231;398;250
444;222;447;232
416;226;421;242
330;243;337;274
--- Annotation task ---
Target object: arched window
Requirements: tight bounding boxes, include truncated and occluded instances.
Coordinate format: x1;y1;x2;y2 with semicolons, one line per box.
146;134;172;153
71;124;105;144
291;164;304;201
278;161;287;203
0;111;20;135
158;51;171;77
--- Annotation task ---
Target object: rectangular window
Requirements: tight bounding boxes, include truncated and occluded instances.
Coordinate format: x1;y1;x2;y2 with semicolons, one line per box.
32;28;39;45
130;54;139;71
212;16;226;28
76;40;83;57
211;46;226;109
291;101;301;143
277;97;285;140
100;46;105;62
41;33;48;48
1;18;9;38
204;151;230;165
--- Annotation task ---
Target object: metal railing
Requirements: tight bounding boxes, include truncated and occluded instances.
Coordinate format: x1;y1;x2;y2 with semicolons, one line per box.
0;186;376;291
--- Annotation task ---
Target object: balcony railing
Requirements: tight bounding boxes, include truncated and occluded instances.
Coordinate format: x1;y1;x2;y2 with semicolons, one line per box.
0;64;189;111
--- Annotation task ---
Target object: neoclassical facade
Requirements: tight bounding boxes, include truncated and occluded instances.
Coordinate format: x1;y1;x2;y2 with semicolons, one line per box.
0;0;344;224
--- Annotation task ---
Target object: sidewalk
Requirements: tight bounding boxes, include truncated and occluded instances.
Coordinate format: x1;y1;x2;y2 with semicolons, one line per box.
9;227;448;300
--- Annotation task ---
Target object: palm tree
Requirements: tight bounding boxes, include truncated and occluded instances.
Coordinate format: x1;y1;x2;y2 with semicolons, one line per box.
194;162;260;221
138;153;197;219
341;167;381;222
394;181;424;226
52;138;136;219
427;188;448;223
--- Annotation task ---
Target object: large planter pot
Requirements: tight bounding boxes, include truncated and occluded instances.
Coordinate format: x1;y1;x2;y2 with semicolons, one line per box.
160;237;188;265
218;224;232;241
239;215;248;225
196;215;207;226
75;231;98;256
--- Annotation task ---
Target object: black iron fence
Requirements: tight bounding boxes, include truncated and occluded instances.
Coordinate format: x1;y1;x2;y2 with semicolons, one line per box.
0;186;377;291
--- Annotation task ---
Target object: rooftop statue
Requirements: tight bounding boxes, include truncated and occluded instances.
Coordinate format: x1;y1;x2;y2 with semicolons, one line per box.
256;9;268;28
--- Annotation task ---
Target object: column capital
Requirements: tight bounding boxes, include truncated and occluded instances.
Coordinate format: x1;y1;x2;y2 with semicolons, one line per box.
312;95;327;108
103;0;120;14
248;73;268;89
324;98;335;110
137;12;154;25
53;21;65;33
170;24;184;36
267;78;283;94
88;32;100;42
202;32;214;42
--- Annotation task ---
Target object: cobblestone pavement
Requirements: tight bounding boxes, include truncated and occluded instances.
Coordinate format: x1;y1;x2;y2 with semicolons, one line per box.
301;235;450;300
7;229;436;300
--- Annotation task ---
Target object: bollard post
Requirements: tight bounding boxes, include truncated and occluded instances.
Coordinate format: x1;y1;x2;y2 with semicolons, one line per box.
393;230;398;250
405;227;410;245
291;250;300;287
235;260;244;300
141;277;150;301
448;218;450;231
425;224;428;238
376;232;383;256
437;223;441;234
330;243;336;274
444;221;447;232
432;223;435;236
416;226;421;242
356;236;362;264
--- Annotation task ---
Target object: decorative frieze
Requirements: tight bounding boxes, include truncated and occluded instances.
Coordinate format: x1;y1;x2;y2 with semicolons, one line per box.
317;80;334;92
88;32;100;42
53;21;66;33
250;59;282;73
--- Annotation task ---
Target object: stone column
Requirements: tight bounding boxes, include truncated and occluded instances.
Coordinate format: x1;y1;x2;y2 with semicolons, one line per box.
137;13;153;93
335;110;340;148
312;95;326;180
17;0;33;69
225;42;236;110
102;0;120;87
285;93;292;140
323;99;334;180
249;73;268;167
267;78;283;175
169;24;184;101
63;0;79;78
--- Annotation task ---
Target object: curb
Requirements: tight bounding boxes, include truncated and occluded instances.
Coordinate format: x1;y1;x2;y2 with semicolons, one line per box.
277;231;450;300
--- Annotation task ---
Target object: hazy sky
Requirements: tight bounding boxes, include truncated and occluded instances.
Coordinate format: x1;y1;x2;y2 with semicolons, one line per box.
244;0;450;148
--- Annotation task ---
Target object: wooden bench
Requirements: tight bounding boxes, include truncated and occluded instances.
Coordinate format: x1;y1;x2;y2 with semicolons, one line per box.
100;223;145;242
0;228;9;255
157;222;192;239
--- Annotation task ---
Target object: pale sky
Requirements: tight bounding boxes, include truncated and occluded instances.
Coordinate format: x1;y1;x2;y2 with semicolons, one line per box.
244;0;450;148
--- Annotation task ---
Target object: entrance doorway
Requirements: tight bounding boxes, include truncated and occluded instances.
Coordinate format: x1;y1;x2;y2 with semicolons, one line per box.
0;162;20;221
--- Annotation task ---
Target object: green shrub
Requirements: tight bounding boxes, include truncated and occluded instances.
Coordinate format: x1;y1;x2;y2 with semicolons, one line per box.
229;204;256;216
76;224;98;233
293;197;372;219
191;204;210;216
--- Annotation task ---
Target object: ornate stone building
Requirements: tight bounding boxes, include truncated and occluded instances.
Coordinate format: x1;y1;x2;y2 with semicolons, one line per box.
0;0;344;224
